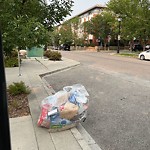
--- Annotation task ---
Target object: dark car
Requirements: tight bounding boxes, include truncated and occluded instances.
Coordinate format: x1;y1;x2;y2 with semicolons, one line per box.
132;44;143;51
63;44;70;51
59;44;70;51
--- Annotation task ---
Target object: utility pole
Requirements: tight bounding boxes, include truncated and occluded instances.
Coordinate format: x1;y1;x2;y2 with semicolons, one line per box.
0;29;11;149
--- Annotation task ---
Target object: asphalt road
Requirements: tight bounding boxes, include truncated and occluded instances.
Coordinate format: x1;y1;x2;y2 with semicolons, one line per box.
44;51;150;150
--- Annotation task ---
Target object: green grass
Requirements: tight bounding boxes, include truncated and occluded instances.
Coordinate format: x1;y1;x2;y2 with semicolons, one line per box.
118;53;139;58
114;50;140;58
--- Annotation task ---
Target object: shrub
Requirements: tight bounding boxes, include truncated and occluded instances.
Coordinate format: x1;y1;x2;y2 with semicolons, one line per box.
4;50;21;67
8;81;31;96
5;57;18;67
43;50;52;58
44;50;62;61
11;50;18;57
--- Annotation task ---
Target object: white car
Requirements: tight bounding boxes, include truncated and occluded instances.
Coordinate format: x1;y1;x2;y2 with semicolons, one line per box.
139;50;150;60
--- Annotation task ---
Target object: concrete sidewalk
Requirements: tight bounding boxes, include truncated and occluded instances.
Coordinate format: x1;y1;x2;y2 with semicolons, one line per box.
6;57;101;150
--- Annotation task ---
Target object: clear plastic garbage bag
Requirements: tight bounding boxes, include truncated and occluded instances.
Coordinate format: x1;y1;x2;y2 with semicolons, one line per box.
38;84;89;132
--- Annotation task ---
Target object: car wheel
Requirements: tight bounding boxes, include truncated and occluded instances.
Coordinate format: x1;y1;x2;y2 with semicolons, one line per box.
140;55;145;60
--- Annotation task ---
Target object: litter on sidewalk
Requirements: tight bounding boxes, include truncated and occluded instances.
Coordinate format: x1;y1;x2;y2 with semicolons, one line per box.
37;84;89;132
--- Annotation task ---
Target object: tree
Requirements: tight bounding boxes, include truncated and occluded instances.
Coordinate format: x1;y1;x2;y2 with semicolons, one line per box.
69;17;81;48
59;21;73;45
83;11;116;49
107;0;150;49
50;29;61;47
56;17;86;49
0;0;73;54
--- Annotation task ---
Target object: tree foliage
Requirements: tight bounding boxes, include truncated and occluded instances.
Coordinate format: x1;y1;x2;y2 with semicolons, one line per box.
59;21;73;45
0;0;73;54
83;11;116;47
52;16;86;48
107;0;150;44
69;17;81;46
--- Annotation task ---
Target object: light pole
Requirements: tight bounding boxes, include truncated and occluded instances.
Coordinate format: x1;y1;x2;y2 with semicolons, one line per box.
117;18;122;53
58;33;61;49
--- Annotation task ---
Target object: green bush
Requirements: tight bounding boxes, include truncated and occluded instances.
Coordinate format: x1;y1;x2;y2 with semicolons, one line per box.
8;81;31;95
5;57;18;67
43;50;52;58
11;50;18;57
44;50;62;61
4;50;21;67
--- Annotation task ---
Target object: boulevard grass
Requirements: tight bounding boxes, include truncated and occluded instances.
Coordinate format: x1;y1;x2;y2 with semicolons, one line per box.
116;51;139;58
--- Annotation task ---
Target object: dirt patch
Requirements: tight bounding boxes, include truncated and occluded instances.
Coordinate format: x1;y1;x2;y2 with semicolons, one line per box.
8;92;30;118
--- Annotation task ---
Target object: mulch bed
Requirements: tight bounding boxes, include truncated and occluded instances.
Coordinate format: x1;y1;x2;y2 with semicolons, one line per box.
7;92;30;118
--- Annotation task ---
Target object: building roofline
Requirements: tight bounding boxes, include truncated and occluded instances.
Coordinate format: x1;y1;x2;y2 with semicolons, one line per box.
69;4;106;20
58;4;107;26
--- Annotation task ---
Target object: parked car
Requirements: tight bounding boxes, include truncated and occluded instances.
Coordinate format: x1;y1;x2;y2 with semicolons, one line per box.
145;45;150;50
132;44;143;51
59;44;64;50
138;50;150;60
59;44;70;51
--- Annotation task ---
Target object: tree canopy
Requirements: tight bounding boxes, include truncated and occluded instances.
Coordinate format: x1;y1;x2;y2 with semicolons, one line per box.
52;17;85;48
0;0;74;53
83;11;116;47
107;0;150;43
81;0;150;48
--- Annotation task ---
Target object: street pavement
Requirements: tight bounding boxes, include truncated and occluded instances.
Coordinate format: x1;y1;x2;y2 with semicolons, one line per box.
5;57;102;150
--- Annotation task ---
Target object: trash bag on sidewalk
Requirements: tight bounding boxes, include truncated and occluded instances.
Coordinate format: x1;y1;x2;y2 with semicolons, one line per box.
37;84;89;132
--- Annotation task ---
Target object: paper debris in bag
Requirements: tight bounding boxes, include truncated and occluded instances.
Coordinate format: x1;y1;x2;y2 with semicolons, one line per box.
60;102;78;120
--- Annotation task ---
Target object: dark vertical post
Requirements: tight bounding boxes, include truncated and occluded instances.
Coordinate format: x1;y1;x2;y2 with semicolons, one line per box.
117;18;121;53
0;29;11;149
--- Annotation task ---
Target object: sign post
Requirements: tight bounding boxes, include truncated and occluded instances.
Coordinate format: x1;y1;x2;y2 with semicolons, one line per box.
0;29;11;150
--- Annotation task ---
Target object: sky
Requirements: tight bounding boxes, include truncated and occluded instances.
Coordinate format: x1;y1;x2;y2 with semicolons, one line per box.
66;0;109;19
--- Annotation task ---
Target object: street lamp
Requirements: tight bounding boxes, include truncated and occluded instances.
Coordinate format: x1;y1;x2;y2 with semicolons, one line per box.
117;18;122;53
58;33;61;45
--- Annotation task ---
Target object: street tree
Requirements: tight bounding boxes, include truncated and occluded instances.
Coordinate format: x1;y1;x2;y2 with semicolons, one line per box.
56;17;86;49
0;0;73;54
69;17;83;48
107;0;150;49
59;21;73;45
83;11;116;49
50;29;61;48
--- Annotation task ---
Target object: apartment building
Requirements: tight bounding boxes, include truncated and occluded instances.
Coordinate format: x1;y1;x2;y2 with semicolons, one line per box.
71;4;106;44
57;4;106;47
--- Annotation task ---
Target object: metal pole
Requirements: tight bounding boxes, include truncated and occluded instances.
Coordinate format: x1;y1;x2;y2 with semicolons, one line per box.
117;20;121;53
0;29;11;149
18;50;21;76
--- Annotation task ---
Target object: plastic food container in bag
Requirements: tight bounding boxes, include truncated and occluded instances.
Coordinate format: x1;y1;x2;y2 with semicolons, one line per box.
37;84;89;132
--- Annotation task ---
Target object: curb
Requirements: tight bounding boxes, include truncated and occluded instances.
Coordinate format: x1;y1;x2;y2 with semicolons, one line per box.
39;65;102;150
39;64;80;78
